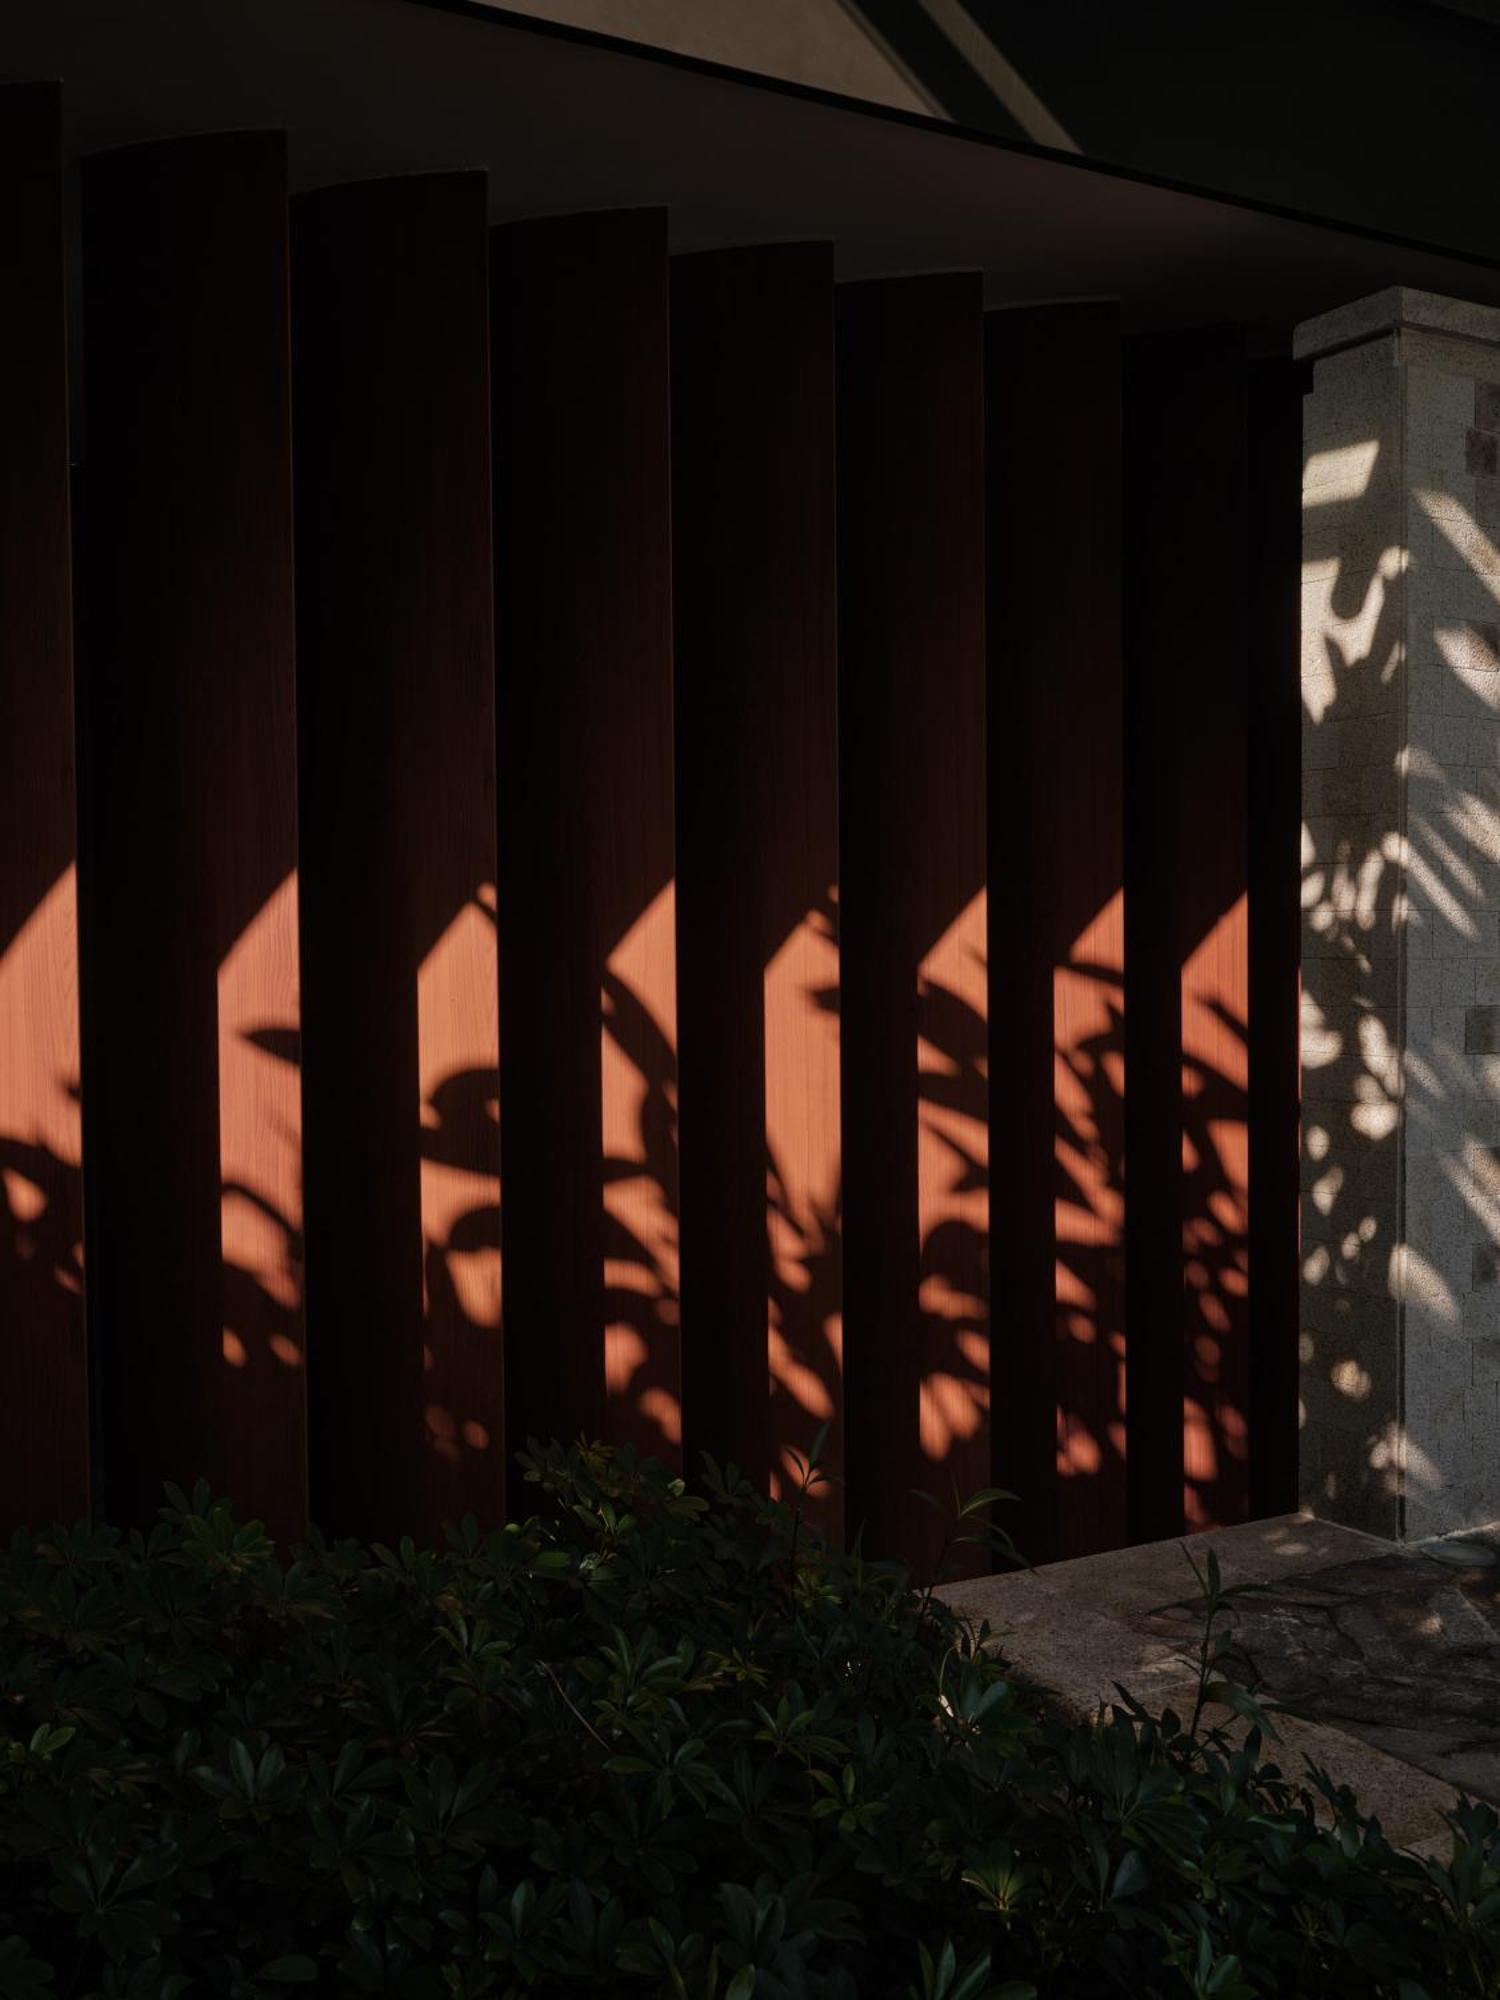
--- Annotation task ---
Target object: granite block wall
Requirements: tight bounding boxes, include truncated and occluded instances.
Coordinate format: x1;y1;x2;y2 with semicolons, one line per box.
1298;288;1500;1540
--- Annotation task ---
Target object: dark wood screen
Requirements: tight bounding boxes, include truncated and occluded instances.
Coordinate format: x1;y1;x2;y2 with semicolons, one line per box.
490;210;677;1474
1247;360;1306;1521
293;173;500;1545
78;132;305;1540
837;275;989;1572
0;86;88;1530
673;243;841;1527
987;304;1128;1564
1123;328;1286;1544
0;122;1305;1559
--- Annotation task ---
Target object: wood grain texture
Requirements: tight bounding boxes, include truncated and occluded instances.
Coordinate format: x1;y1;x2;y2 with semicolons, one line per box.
293;173;500;1545
986;305;1127;1563
1122;327;1253;1544
672;244;840;1520
0;85;88;1532
837;275;988;1571
490;210;677;1473
1247;359;1307;1521
79;132;304;1539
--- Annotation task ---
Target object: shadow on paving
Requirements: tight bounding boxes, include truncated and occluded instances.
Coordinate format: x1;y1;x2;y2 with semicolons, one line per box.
1140;1536;1500;1804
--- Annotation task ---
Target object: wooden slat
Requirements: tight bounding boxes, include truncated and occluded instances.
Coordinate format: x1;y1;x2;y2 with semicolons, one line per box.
79;133;304;1539
293;174;500;1544
490;211;676;1471
0;86;87;1532
672;245;841;1521
986;304;1127;1564
1123;327;1253;1542
1247;359;1307;1520
837;275;987;1571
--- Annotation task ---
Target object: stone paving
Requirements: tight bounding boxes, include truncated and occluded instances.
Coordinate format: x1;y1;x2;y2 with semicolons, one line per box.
938;1512;1500;1852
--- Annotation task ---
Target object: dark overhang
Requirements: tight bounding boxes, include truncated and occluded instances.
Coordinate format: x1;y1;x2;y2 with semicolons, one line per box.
4;0;1499;340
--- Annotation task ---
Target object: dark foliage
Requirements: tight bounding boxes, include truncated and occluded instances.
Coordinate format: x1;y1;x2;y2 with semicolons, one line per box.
1;1444;1497;1997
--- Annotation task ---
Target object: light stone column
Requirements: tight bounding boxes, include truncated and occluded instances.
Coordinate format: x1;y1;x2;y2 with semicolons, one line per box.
1299;288;1500;1541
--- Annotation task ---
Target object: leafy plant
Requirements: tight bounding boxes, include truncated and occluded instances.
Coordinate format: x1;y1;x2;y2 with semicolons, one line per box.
0;1444;1497;1995
1145;1544;1284;1744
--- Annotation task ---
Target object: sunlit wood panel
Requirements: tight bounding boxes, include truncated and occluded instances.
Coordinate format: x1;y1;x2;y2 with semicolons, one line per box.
1123;327;1254;1542
79;132;304;1539
490;210;677;1473
0;87;87;1533
293;173;500;1543
837;274;987;1572
601;885;680;1458
1180;896;1252;1526
672;244;841;1524
987;304;1127;1564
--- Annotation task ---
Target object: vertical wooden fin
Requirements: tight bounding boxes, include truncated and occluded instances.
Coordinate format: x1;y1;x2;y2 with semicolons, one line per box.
1248;359;1307;1521
0;85;87;1532
987;304;1127;1563
1124;327;1253;1542
293;173;500;1544
672;244;841;1521
79;132;304;1539
837;275;988;1570
490;210;676;1472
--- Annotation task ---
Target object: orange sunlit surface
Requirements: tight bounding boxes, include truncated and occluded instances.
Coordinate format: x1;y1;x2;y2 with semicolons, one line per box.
916;890;989;1479
1053;890;1126;1491
765;896;841;1514
218;872;303;1348
417;888;502;1476
0;863;87;1524
602;880;680;1460
216;870;306;1524
1180;891;1250;1527
0;865;83;1289
0;866;81;1215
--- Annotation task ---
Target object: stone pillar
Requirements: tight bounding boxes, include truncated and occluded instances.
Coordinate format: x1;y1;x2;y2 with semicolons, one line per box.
1299;288;1500;1541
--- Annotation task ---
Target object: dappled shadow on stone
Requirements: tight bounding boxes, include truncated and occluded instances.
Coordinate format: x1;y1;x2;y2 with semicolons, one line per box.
1139;1534;1500;1803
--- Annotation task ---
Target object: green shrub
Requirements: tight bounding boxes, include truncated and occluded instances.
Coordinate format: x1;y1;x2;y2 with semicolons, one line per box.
1;1442;1497;1997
